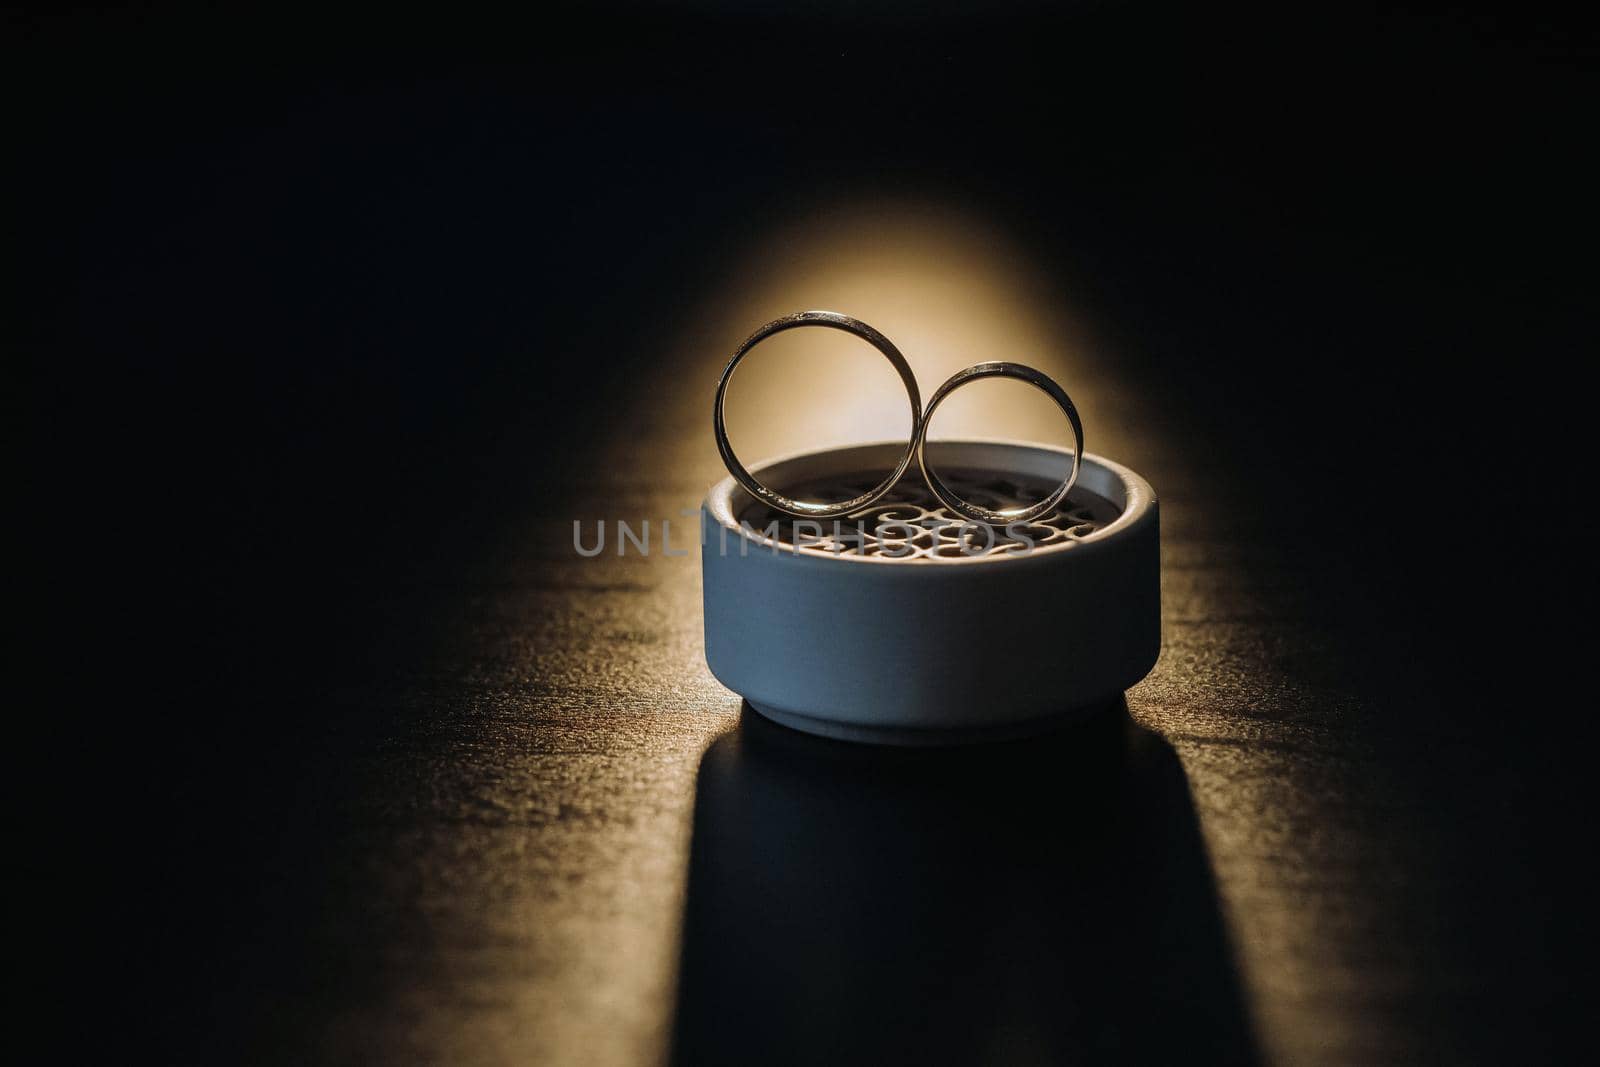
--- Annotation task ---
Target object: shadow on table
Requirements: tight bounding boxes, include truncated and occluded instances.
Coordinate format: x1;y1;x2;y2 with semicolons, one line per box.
671;701;1258;1066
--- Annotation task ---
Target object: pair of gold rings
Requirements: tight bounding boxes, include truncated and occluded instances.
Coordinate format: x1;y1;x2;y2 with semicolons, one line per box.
713;310;1084;525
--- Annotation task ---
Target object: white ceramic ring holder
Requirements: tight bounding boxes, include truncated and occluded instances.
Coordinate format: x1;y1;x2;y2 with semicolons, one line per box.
701;439;1160;745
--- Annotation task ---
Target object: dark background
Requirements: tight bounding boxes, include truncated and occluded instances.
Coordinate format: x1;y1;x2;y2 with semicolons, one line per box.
12;2;1595;1060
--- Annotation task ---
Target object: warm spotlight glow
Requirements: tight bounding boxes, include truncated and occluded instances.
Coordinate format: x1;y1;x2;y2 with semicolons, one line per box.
607;200;1150;486
704;202;1104;456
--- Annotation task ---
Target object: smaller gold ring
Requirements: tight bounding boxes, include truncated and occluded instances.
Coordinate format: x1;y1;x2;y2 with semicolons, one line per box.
916;362;1084;525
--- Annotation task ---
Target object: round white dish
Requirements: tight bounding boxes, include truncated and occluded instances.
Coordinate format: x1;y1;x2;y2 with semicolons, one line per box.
701;440;1160;744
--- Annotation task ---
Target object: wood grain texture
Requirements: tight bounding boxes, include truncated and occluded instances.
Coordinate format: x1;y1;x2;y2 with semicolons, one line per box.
152;307;1567;1066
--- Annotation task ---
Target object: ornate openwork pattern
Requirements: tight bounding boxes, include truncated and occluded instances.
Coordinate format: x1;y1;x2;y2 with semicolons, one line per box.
736;467;1117;560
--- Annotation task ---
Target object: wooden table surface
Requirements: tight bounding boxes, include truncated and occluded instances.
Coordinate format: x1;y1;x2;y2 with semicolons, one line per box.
138;246;1568;1064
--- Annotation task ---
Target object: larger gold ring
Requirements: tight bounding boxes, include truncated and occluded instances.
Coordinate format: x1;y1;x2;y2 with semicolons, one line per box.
713;311;923;519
